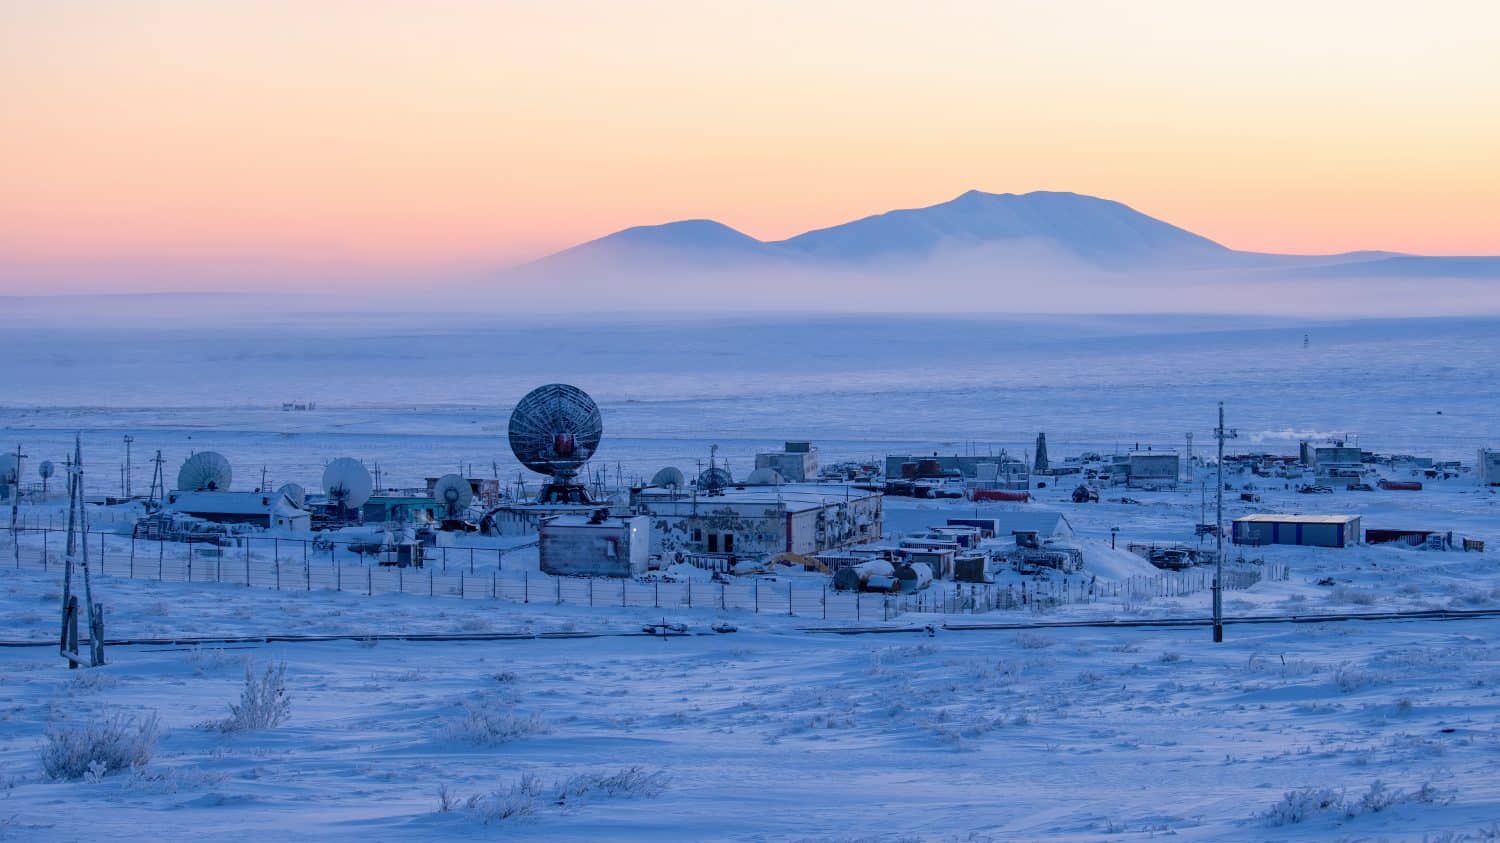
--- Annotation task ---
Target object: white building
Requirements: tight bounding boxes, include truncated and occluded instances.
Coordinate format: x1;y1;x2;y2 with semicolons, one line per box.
632;483;883;561
538;512;650;577
164;490;311;531
1479;449;1500;486
754;441;819;483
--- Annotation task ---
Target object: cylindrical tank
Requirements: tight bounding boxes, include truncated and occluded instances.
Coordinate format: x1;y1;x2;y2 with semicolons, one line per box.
894;561;934;592
832;559;895;591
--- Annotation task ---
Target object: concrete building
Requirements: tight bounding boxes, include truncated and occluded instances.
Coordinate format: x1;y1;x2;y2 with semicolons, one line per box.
1232;514;1360;548
1301;442;1365;476
164;490;311;531
1479;449;1500;486
538;512;650;577
632;483;883;561
1126;451;1180;490
755;441;819;483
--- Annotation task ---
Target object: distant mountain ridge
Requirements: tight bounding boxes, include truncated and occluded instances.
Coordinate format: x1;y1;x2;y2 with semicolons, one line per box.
519;189;1500;279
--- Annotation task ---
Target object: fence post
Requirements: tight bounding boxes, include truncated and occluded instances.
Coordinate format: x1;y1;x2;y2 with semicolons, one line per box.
720;581;726;611
754;578;760;613
491;571;497;599
186;541;192;582
557;576;562;605
655;580;660;609
685;577;690;608
429;569;434;597
129;535;135;578
275;556;281;590
523;570;529;603
307;557;312;591
789;582;794;616
158;538;164;580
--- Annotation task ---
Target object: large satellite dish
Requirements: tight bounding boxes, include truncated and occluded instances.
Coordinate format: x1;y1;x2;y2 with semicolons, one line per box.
0;454;18;486
322;458;373;510
508;383;603;503
745;467;785;486
698;466;732;491
38;460;55;480
178;451;232;492
276;482;306;508
432;473;474;518
651;466;686;489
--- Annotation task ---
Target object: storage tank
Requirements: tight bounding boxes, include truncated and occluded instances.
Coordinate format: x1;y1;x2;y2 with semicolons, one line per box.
832;559;895;592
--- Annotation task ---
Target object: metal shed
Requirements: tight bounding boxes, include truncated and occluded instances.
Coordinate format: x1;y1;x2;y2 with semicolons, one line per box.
1232;514;1360;548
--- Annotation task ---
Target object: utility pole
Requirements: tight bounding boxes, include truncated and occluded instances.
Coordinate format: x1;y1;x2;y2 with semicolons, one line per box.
1213;402;1237;643
9;444;25;568
122;435;134;498
147;450;165;507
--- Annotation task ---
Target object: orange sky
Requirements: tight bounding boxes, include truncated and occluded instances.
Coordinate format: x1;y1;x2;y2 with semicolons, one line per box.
2;0;1498;292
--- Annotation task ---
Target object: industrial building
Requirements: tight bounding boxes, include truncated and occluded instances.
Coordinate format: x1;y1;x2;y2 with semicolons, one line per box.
886;452;1030;490
1480;449;1500;486
754;441;819;483
1301;441;1366;477
538;512;650;577
361;493;439;525
164;490;311;531
1125;451;1180;490
1232;514;1360;548
631;483;883;561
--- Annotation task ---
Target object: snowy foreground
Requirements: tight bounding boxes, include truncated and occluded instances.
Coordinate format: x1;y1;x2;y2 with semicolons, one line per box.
4;546;1500;840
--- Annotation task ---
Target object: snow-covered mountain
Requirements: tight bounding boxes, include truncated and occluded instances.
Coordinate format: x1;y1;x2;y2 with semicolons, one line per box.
520;189;1500;279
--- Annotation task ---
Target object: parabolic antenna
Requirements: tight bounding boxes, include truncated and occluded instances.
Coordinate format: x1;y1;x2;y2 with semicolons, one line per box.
38;460;55;480
432;473;474;517
745;467;785;486
178;451;232;492
508;383;603;503
698;466;733;490
322;458;373;510
276;482;306;508
650;466;686;489
0;454;18;486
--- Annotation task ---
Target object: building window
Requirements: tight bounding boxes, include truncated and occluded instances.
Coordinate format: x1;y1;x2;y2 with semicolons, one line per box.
707;534;718;552
724;534;734;553
693;528;702;542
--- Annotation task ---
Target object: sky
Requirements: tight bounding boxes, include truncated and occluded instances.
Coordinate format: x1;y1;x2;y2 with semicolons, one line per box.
2;0;1498;294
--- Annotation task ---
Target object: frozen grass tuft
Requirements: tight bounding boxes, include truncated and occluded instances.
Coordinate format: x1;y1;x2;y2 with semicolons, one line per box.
211;662;290;732
449;767;667;823
1333;663;1386;694
444;702;549;745
1328;585;1378;606
1014;632;1054;650
1259;780;1453;826
554;766;670;803
41;711;161;781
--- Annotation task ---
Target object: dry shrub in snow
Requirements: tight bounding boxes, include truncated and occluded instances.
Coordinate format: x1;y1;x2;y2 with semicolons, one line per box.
451;767;668;823
1327;585;1378;606
444;702;549;745
1014;632;1055;650
212;662;290;732
41;712;161;781
1259;780;1452;826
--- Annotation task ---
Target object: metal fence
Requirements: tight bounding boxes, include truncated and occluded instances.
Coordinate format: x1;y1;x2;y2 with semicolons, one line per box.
3;526;1288;621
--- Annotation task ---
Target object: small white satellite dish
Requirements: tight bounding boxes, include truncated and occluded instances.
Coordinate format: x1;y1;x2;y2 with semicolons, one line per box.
38;460;55;480
432;474;474;518
276;482;306;508
322;458;373;510
178;451;232;492
650;466;686;489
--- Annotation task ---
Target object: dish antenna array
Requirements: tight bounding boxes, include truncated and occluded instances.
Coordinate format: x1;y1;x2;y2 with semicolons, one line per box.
38;460;54;496
508;383;603;504
322;458;373;517
432;473;474;519
698;466;733;492
177;451;232;492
